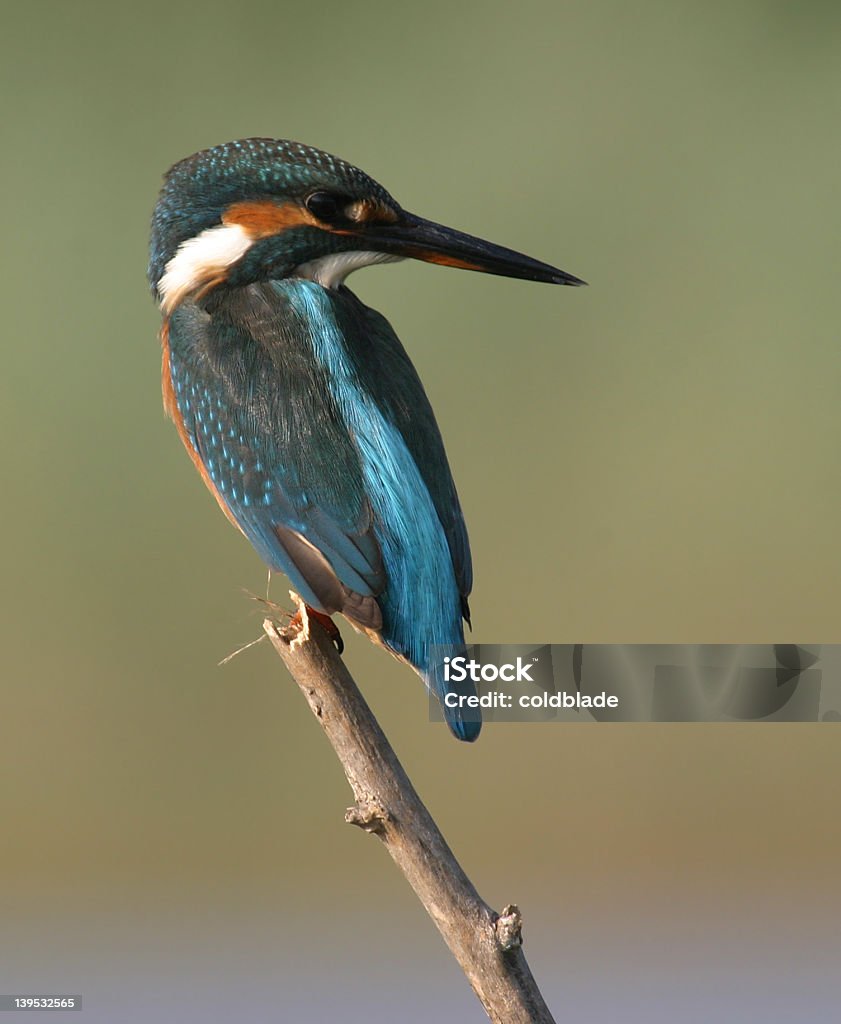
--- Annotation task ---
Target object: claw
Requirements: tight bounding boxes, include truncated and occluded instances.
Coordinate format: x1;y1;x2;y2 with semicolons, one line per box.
289;605;344;654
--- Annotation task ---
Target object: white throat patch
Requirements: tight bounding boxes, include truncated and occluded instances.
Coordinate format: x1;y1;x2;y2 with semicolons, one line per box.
159;228;403;309
158;223;252;313
295;251;403;289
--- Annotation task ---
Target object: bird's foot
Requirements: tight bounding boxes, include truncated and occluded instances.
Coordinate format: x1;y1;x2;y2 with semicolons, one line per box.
289;605;344;654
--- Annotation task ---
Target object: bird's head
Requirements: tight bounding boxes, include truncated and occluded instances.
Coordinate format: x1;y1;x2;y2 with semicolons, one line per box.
149;138;583;312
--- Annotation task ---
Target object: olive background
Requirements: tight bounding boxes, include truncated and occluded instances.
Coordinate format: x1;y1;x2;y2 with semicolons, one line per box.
1;2;839;1021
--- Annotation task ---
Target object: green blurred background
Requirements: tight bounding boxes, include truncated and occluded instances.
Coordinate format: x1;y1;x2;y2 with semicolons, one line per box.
1;1;839;1020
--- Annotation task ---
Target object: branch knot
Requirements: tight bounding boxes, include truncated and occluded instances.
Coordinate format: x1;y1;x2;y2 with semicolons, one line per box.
494;904;523;951
345;799;390;835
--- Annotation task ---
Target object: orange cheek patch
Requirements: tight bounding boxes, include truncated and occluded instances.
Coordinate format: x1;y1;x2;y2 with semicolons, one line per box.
222;200;320;238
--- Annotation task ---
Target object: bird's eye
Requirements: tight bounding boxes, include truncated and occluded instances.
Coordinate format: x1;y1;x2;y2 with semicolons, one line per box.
305;191;349;224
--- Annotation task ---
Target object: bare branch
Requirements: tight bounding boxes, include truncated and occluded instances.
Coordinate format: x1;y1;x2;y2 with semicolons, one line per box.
263;602;556;1024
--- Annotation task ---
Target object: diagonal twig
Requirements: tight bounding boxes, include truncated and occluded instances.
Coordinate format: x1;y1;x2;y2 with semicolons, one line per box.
263;601;556;1024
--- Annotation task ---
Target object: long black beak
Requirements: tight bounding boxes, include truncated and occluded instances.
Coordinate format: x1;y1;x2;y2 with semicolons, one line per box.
359;211;586;286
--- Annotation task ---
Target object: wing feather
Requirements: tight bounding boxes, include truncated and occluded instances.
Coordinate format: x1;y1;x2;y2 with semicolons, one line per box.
166;286;386;627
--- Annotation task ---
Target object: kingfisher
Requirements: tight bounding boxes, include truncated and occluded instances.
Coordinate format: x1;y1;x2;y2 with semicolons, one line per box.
148;138;583;741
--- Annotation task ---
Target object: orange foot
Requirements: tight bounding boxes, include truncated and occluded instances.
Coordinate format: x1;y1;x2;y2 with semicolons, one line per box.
289;605;344;654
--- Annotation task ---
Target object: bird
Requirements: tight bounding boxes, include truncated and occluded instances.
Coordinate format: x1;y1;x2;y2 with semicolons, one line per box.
148;138;583;742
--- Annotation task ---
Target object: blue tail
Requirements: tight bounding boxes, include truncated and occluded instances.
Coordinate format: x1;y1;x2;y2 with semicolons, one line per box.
426;657;482;742
447;703;482;742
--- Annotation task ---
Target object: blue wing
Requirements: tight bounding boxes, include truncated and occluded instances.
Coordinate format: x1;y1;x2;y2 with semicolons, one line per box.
166;284;385;629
